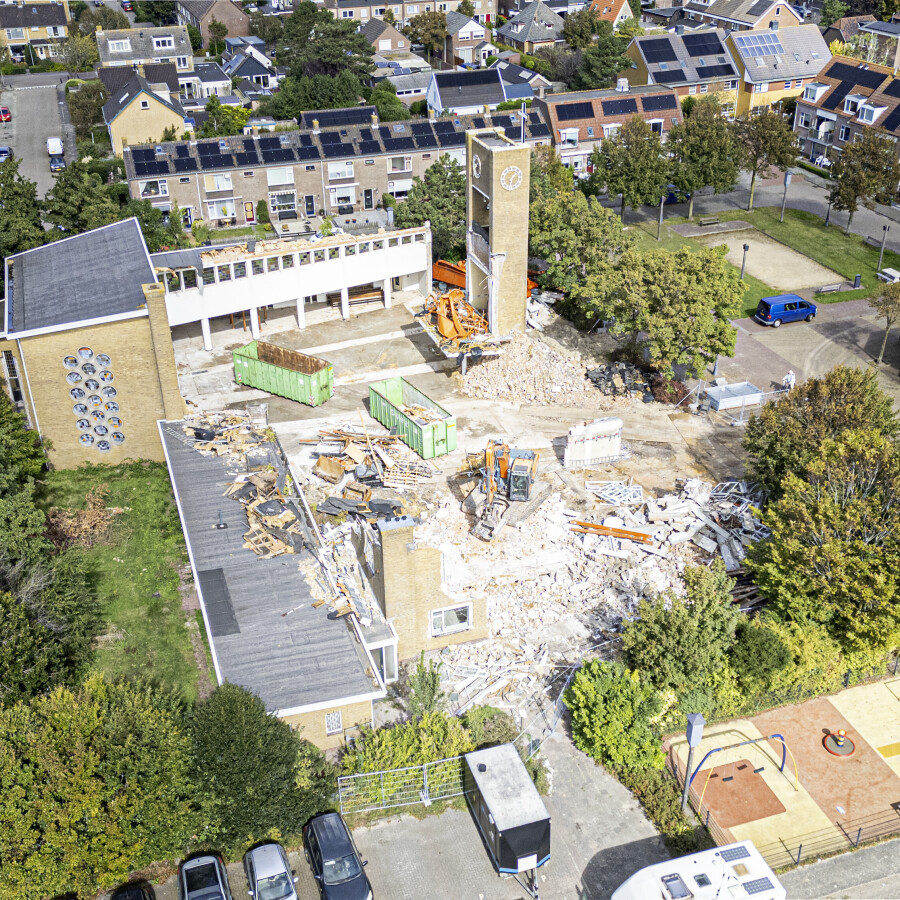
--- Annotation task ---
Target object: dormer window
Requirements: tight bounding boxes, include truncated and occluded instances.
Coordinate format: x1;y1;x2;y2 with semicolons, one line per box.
844;94;865;114
804;82;827;102
859;103;887;123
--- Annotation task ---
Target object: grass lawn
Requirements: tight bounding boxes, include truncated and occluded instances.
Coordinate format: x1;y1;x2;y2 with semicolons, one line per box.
39;461;201;703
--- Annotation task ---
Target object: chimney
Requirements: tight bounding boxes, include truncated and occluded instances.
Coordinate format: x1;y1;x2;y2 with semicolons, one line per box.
137;63;145;77
312;118;320;132
371;112;379;126
616;77;629;92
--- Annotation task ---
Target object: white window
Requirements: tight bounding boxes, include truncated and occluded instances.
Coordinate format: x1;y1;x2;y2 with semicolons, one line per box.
725;79;736;90
207;198;236;218
860;106;876;123
139;179;168;197
269;191;296;211
267;166;294;186
688;85;697;95
154;36;174;49
177;56;188;69
756;82;769;93
775;4;780;12
798;113;811;128
6;27;24;40
108;39;131;52
700;84;708;93
387;155;411;172
430;603;472;636
328;186;357;206
341;9;353;16
325;711;343;735
203;173;233;191
839;124;851;141
408;4;419;11
603;124;620;137
794;79;802;88
327;160;354;179
140;99;150;109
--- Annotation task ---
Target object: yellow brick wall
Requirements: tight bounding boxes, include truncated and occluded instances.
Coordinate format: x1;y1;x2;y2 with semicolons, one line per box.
753;5;801;28
281;699;374;751
110;93;184;157
624;44;649;86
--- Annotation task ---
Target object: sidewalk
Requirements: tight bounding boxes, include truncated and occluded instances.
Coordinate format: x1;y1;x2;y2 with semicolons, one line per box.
781;837;900;899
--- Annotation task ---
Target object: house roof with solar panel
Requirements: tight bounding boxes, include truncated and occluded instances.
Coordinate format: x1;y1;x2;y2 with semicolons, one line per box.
629;29;739;88
727;24;828;83
682;0;802;28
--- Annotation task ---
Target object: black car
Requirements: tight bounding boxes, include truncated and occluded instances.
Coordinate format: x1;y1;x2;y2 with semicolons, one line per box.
110;884;155;900
177;854;233;900
303;813;372;900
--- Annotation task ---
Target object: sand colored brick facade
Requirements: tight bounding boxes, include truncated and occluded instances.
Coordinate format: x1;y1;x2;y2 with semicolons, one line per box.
282;699;375;750
109;91;185;157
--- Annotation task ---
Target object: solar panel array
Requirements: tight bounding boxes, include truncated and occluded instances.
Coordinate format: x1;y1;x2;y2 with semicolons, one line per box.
734;32;784;57
320;131;342;144
641;93;679;112
642;37;679;63
296;145;321;161
697;64;734;79
654;70;685;84
174;157;198;172
884;79;900;99
131;148;157;162
556;100;594;121
416;133;438;148
358;140;382;156
134;160;170;176
235;151;258;166
530;122;551;137
682;31;724;56
261;147;294;163
601;97;638;116
743;878;775;896
412;122;434;136
322;142;355;158
300;106;374;128
718;847;751;863
175;144;191;158
435;69;498;88
201;155;232;170
384;136;415;152
258;136;281;150
827;60;889;89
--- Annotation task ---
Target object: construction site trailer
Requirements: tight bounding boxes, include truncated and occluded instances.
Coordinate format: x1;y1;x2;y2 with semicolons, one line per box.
233;340;333;407
464;744;551;877
368;376;456;459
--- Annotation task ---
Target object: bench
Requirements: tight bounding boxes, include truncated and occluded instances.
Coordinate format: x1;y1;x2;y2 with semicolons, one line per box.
698;216;720;227
816;283;842;294
865;235;882;248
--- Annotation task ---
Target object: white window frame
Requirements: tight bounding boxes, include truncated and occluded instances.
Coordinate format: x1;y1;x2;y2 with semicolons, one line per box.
839;123;851;141
328;186;357;206
269;190;296;211
139;179;168;197
327;160;355;180
153;36;174;49
108;39;131;52
207;198;236;218
204;173;233;191
140;99;150;109
700;84;708;93
325;710;343;735
266;166;294;186
387;155;412;173
176;55;188;69
430;603;473;637
6;28;25;40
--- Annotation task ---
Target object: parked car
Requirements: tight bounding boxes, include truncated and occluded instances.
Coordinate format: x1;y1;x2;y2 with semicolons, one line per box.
111;883;156;900
177;855;233;900
49;155;66;173
303;813;373;900
754;293;817;327
46;136;64;156
0;147;11;163
244;843;298;900
0;107;10;122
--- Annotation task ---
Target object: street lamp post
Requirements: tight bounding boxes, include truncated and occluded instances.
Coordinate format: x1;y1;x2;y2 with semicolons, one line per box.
740;243;750;281
681;713;706;814
780;171;792;223
879;224;890;271
658;194;665;241
825;197;833;227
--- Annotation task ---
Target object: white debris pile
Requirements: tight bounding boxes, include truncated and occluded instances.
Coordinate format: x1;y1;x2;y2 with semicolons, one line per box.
460;332;611;407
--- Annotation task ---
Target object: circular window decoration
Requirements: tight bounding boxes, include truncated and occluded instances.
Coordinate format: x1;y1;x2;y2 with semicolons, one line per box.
99;370;114;384
88;394;102;408
73;403;88;416
76;418;91;431
111;432;125;444
63;356;78;369
102;386;117;399
70;388;85;400
84;379;100;391
91;410;105;422
97;440;111;453
105;401;120;413
66;372;82;385
82;363;97;376
108;417;122;428
79;433;95;446
96;354;111;367
78;347;93;360
94;425;109;437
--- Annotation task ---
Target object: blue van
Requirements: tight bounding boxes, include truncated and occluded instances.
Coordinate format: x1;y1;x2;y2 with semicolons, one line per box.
754;293;817;327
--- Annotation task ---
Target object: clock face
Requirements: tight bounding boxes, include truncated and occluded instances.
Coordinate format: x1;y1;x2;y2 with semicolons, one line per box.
500;165;523;191
472;154;482;178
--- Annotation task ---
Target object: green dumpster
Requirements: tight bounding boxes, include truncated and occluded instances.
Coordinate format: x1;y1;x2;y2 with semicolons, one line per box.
233;340;333;407
368;376;456;459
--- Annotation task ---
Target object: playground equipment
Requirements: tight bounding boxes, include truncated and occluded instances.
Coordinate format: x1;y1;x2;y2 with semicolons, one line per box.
823;729;856;757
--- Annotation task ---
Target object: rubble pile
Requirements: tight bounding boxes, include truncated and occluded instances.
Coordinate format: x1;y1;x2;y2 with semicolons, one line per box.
183;409;271;461
460;333;610;407
586;362;651;399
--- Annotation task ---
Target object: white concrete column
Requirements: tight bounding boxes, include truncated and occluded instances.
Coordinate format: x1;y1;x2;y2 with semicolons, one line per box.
317;292;328;303
382;279;392;309
296;296;306;329
340;287;350;320
249;306;260;339
200;317;212;351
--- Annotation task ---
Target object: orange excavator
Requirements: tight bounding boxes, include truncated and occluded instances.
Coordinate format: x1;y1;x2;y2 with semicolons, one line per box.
470;439;540;541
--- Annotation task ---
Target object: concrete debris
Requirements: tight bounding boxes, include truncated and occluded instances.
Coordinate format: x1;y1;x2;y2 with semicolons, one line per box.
460;332;613;408
563;417;627;469
586;362;652;400
585;479;644;505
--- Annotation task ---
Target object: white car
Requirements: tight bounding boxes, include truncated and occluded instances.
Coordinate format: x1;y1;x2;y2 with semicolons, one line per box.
244;843;299;900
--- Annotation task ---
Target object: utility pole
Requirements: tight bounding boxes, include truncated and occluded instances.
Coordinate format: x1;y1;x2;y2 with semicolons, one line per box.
780;171;792;223
879;224;890;271
740;243;750;280
658;194;665;241
681;713;706;814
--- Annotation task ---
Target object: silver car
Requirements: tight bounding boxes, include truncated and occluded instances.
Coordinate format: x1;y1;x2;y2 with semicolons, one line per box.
244;843;299;900
178;855;233;900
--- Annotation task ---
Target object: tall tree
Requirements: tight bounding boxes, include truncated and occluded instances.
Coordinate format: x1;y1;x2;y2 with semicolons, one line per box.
821;0;850;25
187;23;202;51
530;142;573;202
668;96;739;219
0;157;45;275
54;32;98;77
260;70;363;119
67;80;109;140
591;115;670;220
457;0;476;15
405;10;447;55
869;280;900;364
369;79;411;122
743;364;899;497
132;1;176;25
75;5;130;35
828;128;900;234
279;2;373;80
562;6;603;49
198;95;251;137
571;21;630;90
249;10;284;44
208;16;228;54
394;156;466;260
735;109;798;210
43;161;120;234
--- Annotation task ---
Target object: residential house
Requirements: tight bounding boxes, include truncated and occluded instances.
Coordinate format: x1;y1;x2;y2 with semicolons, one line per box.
441;10;486;65
624;29;740;115
360;17;409;52
853;19;900;70
0;2;67;62
175;0;250;48
222;46;280;90
489;57;551;99
793;55;900;166
589;0;634;29
98;62;181;95
726;24;829;116
821;14;875;47
681;0;802;32
184;61;233;99
494;1;565;53
386;70;432;104
427;68;508;114
326;0;497;27
103;73;189;156
96;25;194;73
500;0;586;18
532;83;683;171
122;105;551;230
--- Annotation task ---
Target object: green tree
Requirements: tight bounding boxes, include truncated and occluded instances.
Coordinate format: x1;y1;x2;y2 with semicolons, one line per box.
821;0;850;26
250;10;284;44
383;7;397;23
571;21;630;89
869;280;900;364
462;705;518;748
133;1;176;25
749;430;900;652
67;80;109;140
191;683;333;854
0;675;202;900
406;652;445;720
457;0;476;15
616;17;644;38
668;96;739;219
591;115;670;220
405;10;447;54
0;157;45;275
75;5;130;35
198;94;251;137
0;387;44;496
54;32;98;76
735;109;798;210
44;161;120;234
208;16;228;53
622;562;741;692
562;6;602;49
829;128;900;234
260;70;362;118
530;142;573;202
394;156;466;260
742;365;899;497
729;619;791;691
256;199;271;225
369;79;411;122
564;660;664;771
279;2;373;80
187;23;203;52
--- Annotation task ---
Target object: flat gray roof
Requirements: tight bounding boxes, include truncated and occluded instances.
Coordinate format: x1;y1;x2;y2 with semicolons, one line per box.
159;421;379;713
466;744;550;832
